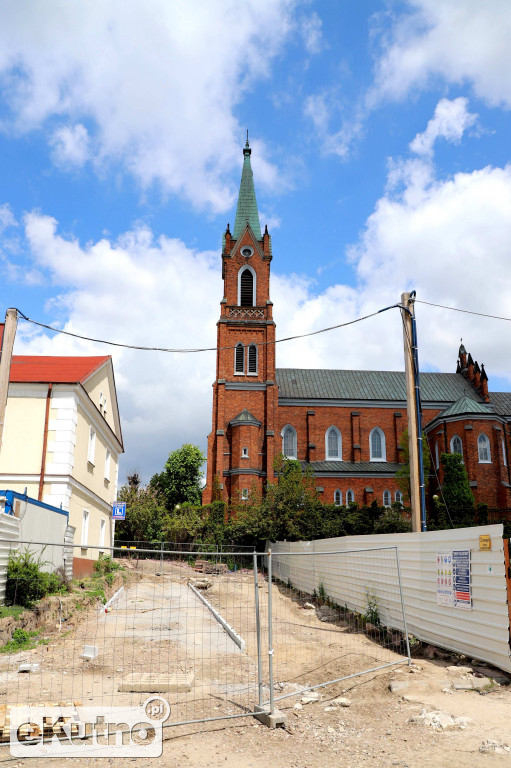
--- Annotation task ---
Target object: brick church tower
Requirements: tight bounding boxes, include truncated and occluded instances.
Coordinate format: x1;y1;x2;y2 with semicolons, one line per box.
203;139;278;503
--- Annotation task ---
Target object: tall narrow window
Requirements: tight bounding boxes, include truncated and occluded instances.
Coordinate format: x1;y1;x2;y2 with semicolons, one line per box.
435;441;439;469
334;489;342;506
235;343;244;373
346;489;355;505
395;490;403;506
99;518;106;548
282;425;297;458
248;344;257;374
88;427;96;464
325;426;341;460
502;437;507;467
383;490;391;507
450;435;463;460
369;427;386;461
81;510;90;547
240;267;254;306
478;433;491;463
105;449;111;480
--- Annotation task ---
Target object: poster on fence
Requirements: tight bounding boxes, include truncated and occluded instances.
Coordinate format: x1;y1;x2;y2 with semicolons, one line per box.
436;552;454;606
453;549;472;610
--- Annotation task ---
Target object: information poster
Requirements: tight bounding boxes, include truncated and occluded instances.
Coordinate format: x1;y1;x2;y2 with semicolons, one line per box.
453;549;472;610
436;552;454;606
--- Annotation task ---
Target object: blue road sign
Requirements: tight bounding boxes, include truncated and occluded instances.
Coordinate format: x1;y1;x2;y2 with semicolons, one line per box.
112;502;126;520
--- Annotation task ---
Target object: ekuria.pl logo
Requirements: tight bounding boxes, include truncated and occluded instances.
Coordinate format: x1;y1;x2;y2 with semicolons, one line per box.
10;696;169;757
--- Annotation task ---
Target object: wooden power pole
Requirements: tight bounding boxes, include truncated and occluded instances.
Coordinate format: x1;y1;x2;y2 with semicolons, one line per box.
401;292;421;532
0;308;18;450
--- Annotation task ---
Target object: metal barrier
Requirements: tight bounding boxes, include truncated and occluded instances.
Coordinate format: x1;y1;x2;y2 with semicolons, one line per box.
0;539;410;736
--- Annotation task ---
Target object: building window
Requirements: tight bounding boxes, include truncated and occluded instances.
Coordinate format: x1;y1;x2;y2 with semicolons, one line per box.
99;391;103;413
238;266;256;307
395;490;403;506
105;449;111;480
346;489;355;505
241;488;249;500
242;446;249;458
248;344;257;375
81;510;89;547
282;425;297;459
369;427;386;461
450;435;463;459
99;518;106;548
478;433;491;463
325;426;342;460
88;427;96;465
435;441;439;469
502;437;507;467
334;489;342;506
235;343;244;374
383;490;391;507
103;397;107;417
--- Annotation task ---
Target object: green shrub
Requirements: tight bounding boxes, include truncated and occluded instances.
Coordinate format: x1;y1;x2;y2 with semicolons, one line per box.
5;549;62;608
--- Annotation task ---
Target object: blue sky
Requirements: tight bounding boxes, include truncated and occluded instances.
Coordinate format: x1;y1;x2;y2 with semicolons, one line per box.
1;0;511;482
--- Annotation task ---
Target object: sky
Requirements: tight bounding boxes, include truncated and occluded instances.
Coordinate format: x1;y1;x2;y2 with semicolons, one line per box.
1;0;511;484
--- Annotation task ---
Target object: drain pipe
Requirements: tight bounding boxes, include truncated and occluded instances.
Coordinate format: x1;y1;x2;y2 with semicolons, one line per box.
38;383;52;501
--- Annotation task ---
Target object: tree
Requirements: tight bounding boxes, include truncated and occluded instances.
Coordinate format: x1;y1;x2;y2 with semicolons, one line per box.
115;482;166;542
395;428;431;503
439;452;474;525
150;444;206;511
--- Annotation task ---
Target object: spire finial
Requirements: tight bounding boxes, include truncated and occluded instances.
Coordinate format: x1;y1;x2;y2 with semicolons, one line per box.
246;129;249;146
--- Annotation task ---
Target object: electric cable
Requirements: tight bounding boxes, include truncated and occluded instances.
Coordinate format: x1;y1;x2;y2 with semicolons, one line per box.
415;299;511;323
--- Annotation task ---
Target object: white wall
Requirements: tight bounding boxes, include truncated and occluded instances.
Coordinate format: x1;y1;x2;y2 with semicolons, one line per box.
270;524;511;672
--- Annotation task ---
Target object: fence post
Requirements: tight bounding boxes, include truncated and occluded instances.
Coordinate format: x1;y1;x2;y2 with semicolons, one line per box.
253;552;263;707
267;548;274;716
395;546;411;665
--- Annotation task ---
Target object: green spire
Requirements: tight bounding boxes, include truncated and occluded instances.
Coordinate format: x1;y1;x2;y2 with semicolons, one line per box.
232;135;261;240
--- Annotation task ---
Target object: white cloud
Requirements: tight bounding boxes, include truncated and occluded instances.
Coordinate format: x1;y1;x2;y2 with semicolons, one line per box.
409;97;478;157
0;0;300;211
371;0;511;108
303;91;364;158
300;11;323;55
50;124;90;167
0;203;17;233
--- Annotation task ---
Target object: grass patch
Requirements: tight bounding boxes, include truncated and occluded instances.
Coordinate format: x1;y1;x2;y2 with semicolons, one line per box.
1;628;42;654
0;606;26;620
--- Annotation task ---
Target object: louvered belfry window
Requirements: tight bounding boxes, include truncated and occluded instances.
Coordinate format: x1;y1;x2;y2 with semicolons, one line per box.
248;344;257;374
240;268;254;306
235;343;244;373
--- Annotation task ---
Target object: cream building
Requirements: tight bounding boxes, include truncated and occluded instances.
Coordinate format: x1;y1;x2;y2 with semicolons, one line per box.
0;324;124;574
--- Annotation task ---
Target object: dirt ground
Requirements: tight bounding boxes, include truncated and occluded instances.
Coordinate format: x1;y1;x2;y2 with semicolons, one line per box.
1;557;510;767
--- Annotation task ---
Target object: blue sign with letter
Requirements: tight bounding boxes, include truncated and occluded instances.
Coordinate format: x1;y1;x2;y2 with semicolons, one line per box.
112;502;126;520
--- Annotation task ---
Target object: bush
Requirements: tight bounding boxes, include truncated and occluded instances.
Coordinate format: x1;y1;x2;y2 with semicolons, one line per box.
5;549;62;608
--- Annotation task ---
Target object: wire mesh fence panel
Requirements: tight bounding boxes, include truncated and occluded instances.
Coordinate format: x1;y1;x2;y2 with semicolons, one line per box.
261;546;410;708
0;541;265;732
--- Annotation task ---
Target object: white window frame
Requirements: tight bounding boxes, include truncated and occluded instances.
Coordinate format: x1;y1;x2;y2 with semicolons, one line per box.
241;488;249;500
450;434;463;461
395;490;403;506
241;446;249;459
104;449;111;480
88;427;96;465
247;343;258;376
435;441;439;469
81;509;90;547
99;518;106;548
478;433;491;463
383;490;391;508
234;342;245;375
325;426;342;460
346;489;355;505
369;427;386;462
281;425;297;459
334;489;342;506
237;265;257;307
502;436;507;467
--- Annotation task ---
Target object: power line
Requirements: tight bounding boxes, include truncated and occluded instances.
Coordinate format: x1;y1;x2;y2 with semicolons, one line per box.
416;299;511;323
13;304;400;354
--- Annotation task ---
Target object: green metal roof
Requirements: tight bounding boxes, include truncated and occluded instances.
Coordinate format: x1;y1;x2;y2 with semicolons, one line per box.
488;392;511;417
233;139;261;240
276;368;487;403
436;395;494;419
301;460;402;475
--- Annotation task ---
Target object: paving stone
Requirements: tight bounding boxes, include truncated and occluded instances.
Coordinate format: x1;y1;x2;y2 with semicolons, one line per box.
119;672;194;692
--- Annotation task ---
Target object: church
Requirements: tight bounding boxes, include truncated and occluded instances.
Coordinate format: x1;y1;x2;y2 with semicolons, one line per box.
203;141;511;510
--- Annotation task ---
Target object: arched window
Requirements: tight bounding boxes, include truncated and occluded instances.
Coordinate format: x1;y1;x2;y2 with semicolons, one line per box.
450;435;463;459
383;490;391;507
234;343;244;373
248;344;257;374
282;425;297;459
478;433;491;463
334;489;342;506
502;437;507;467
346;489;355;505
369;427;386;461
325;426;342;460
435;441;439;469
395;490;403;506
238;266;256;306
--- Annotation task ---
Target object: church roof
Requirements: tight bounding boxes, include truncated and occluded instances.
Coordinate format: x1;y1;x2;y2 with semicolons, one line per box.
233;138;261;240
229;408;262;427
301;460;402;475
435;395;494;419
276;368;487;403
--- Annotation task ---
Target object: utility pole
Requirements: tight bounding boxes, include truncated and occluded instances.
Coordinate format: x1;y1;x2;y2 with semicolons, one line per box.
0;308;18;450
401;292;426;532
